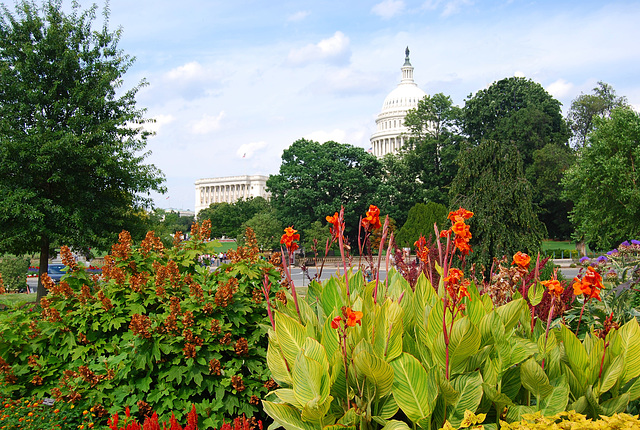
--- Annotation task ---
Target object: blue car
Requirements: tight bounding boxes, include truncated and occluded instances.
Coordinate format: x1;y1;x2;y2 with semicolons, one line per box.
47;264;67;283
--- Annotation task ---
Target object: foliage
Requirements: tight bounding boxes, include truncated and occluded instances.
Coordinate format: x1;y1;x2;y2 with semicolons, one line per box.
267;139;383;239
499;411;640;430
526;144;575;240
462;77;570;166
0;225;283;428
301;221;332;256
240;210;283;251
0;0;165;301
562;107;640;250
0;255;29;292
198;197;271;240
567;81;629;148
394;202;448;249
450;140;545;274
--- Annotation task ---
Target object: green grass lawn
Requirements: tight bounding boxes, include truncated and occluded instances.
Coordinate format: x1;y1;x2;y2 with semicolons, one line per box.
0;292;37;308
542;240;577;251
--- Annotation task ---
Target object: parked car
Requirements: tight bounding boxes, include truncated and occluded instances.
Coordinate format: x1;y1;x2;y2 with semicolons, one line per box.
48;264;67;283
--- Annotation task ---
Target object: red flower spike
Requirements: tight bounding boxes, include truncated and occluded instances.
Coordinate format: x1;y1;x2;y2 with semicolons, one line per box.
331;316;342;329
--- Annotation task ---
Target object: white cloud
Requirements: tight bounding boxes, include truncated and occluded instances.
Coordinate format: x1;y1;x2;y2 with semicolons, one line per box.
371;0;405;19
145;114;176;135
547;79;574;99
288;11;310;22
237;141;267;159
288;31;351;66
191;112;226;135
160;61;225;100
167;61;207;81
514;71;525;78
309;67;385;95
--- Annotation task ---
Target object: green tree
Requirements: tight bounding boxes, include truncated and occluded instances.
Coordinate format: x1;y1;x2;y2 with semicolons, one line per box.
449;140;545;273
463;77;570;166
0;1;165;301
197;202;243;239
394;202;448;249
240;210;283;251
267;139;383;239
302;220;332;256
567;81;629;148
562;107;640;250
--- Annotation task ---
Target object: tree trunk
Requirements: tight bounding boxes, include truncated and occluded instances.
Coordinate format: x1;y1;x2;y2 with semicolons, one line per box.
36;235;50;304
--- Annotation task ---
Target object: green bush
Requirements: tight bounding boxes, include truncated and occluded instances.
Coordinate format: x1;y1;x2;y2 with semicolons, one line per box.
0;255;29;292
0;223;282;428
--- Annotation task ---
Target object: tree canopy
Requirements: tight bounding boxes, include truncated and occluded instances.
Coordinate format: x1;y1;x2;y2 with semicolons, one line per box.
449;140;545;273
394;202;448;249
567;81;629;148
0;0;165;300
267;139;383;239
197;197;270;239
562;107;640;250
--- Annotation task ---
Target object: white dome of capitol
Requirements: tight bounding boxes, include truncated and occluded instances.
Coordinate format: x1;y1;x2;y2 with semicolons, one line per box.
380;83;426;113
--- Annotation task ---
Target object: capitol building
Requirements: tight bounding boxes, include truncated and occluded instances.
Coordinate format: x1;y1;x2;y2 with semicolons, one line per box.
194;48;426;214
370;47;427;158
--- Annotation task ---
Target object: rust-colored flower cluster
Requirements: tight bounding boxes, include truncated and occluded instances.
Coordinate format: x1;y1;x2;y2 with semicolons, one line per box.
189;282;204;301
161;296;182;334
215;278;238;307
49;280;74;299
264;378;278;391
595;312;620;339
234;337;249;356
209;358;222;376
40;297;62;322
27;355;40;368
182;329;203;358
210;319;222;335
130;314;152;339
60;245;78;272
573;266;604;301
182;310;194;328
31;375;43;385
28;320;40;339
442;207;474;256
231;375;245;392
228;228;260;263
220;333;232;345
0;357;17;385
130;272;149;293
414;236;429;263
140;231;164;256
96;289;114;311
444;268;471;306
101;257;126;286
154;260;181;291
361;205;382;231
280;226;300;252
331;307;363;329
78;332;89;344
0;272;4;294
78;284;94;304
275;290;287;306
111;231;133;260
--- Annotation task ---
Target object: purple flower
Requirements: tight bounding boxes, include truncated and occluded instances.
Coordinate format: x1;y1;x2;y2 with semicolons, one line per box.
579;256;590;263
596;255;608;263
620;241;631;247
607;249;619;255
632;240;640;245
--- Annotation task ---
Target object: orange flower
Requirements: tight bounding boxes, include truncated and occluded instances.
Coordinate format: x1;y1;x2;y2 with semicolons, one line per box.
361;205;382;231
326;212;339;229
414;236;429;262
345;307;363;327
448;207;474;222
440;229;452;238
280;226;300;252
572;266;604;301
454;236;473;256
444;268;464;285
541;279;564;298
512;252;531;269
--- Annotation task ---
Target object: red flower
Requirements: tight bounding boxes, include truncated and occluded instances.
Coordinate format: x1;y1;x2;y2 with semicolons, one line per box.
331;316;342;329
572;266;604;301
345;307;363;327
280;226;300;252
542;279;564;298
448;207;474;222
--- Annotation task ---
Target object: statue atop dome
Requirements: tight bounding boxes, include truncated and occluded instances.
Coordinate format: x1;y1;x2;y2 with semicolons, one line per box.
404;46;411;66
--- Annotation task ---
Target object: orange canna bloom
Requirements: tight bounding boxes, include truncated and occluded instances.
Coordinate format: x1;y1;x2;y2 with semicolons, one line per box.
361;205;382;231
512;252;531;269
541;279;564;298
280;226;300;252
454;237;473;256
326;212;339;229
331;316;342;329
572;266;604;301
448;207;474;222
440;229;452;238
414;235;429;262
444;268;464;285
345;307;363;327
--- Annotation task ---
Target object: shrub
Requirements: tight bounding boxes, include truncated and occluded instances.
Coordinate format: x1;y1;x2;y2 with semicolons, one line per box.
0;224;282;428
0;255;29;292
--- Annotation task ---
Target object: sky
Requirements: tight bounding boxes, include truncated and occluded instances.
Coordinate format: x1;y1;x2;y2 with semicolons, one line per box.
64;0;640;210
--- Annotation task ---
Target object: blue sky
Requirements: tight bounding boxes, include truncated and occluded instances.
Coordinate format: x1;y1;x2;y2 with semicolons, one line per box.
66;0;640;210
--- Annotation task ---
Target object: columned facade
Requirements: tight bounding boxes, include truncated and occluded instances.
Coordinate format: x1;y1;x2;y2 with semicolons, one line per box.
194;175;270;215
370;48;427;158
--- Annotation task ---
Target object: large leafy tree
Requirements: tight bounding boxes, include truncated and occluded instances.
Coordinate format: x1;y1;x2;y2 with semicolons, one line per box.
567;81;628;148
394;202;448;249
462;77;571;239
197;197;271;239
562;107;640;250
0;1;165;301
449;140;545;273
267;139;382;239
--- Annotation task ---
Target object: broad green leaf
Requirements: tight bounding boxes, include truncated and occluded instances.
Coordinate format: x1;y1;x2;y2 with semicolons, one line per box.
625;376;640;401
275;312;307;368
273;388;301;407
527;281;544;306
320;277;345;317
262;401;318;430
301;396;333;423
495;298;526;332
303;338;329;372
600;393;629;415
599;355;624;394
267;339;293;386
611;319;640;385
375;395;399;419
321;311;340;362
292;353;329;407
372;299;403;362
390;353;436;423
482;383;514;407
354;349;394;398
559;324;588;386
448;371;484;428
520;358;553;399
381;419;411;430
539;376;570;416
